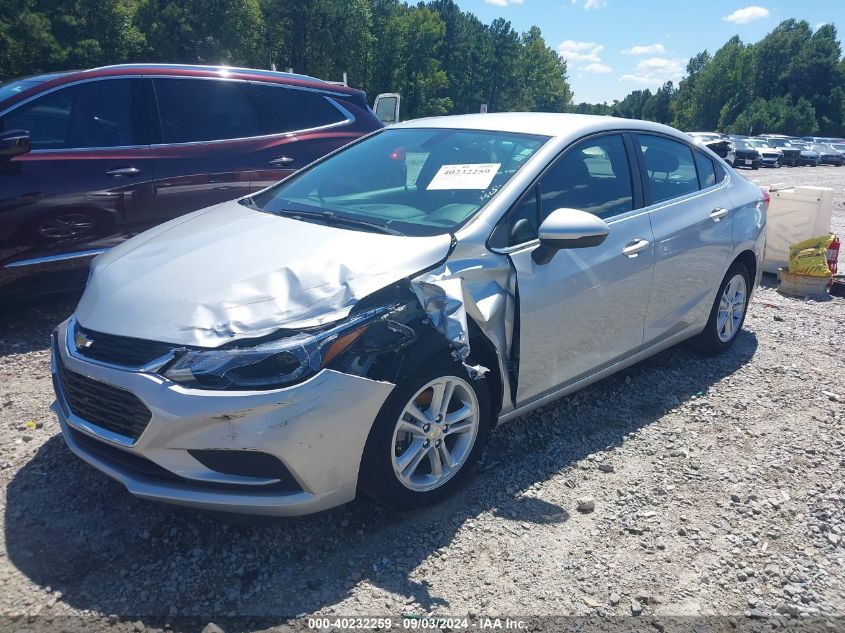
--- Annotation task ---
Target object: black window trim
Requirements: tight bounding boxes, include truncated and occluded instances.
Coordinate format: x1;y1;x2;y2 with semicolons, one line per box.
487;129;644;252
148;76;355;148
0;75;151;153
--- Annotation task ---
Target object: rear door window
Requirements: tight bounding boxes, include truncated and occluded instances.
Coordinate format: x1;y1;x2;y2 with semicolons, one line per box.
246;83;347;134
153;78;261;144
638;135;699;204
1;79;142;149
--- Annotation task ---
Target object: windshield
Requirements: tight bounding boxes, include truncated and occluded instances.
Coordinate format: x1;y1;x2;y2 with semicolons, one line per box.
249;127;549;237
0;74;64;104
790;142;808;150
735;141;754;149
811;144;831;152
748;141;772;149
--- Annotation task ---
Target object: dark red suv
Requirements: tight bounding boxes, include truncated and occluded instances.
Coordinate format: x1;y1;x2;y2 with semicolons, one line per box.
0;64;384;298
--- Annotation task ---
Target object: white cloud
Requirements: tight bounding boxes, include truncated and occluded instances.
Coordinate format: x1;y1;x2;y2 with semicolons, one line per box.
484;0;524;5
619;57;687;86
722;6;769;24
571;0;608;9
558;40;604;64
622;43;666;56
559;41;612;74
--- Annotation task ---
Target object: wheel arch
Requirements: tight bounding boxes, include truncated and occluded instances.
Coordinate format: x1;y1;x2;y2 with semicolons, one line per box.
734;249;757;284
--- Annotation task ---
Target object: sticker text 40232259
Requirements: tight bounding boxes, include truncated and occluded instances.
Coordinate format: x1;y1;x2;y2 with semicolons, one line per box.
426;163;501;190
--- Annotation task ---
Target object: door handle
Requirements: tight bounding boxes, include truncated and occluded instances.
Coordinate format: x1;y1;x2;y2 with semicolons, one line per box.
105;167;141;178
268;156;294;167
622;238;650;258
710;207;729;221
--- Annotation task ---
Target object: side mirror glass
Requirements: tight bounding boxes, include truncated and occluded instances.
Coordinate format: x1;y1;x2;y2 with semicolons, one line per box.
0;129;31;160
373;93;400;125
532;208;610;264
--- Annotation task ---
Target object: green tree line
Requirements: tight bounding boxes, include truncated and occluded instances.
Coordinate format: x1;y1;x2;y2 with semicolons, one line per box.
3;4;843;135
574;19;845;137
0;0;571;119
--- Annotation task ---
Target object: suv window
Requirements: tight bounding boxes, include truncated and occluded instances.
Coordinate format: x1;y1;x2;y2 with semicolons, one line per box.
154;78;261;144
490;134;634;248
639;135;699;204
1;79;141;150
246;83;347;134
694;151;717;188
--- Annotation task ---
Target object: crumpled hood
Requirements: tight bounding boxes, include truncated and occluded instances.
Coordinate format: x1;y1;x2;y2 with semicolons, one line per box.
76;201;452;346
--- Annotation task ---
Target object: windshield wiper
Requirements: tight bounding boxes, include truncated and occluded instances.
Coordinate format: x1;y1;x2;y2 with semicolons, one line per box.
280;207;403;236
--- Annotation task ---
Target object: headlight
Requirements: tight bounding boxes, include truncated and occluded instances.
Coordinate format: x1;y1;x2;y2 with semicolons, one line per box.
163;304;402;390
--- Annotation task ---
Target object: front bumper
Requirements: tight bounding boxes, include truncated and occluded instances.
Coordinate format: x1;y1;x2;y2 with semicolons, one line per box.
819;155;844;165
51;318;395;516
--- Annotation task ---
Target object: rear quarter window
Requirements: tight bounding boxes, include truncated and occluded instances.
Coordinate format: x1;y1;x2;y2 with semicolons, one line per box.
247;83;348;135
694;151;717;188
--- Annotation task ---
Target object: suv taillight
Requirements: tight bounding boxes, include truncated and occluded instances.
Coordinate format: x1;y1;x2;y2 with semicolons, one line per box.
761;188;771;210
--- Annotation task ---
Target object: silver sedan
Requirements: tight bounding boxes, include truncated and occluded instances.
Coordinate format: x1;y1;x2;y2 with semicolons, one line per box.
51;113;766;515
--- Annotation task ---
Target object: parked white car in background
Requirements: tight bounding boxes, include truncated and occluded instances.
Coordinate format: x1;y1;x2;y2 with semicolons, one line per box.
51;113;767;516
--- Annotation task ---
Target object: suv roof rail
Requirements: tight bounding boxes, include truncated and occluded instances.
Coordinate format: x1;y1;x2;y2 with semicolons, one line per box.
85;63;323;83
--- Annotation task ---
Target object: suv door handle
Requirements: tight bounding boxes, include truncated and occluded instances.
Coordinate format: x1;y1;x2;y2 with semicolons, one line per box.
710;207;729;221
105;167;141;178
268;156;294;167
622;239;650;258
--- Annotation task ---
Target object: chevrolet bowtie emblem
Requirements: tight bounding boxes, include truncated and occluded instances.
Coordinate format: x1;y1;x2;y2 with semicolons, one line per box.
74;329;94;350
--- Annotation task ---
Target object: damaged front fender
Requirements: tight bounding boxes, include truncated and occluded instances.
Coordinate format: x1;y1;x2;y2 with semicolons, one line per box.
409;244;518;409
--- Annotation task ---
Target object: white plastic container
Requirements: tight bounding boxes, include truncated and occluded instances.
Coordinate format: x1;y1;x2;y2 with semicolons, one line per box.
763;185;833;274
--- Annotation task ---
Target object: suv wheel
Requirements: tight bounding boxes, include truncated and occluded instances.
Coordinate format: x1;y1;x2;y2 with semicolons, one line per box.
32;211;101;241
359;359;491;510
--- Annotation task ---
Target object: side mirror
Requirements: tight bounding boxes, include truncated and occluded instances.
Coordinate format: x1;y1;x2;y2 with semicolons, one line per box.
0;129;31;160
373;93;401;126
532;208;610;265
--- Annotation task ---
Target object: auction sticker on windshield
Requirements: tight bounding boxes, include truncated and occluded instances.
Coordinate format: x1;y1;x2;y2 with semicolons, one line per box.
426;163;501;190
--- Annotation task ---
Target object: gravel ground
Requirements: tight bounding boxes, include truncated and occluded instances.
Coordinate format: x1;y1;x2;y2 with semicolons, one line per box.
0;166;843;633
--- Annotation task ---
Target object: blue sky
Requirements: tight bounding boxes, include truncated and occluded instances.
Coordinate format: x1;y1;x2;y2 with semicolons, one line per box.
454;1;845;104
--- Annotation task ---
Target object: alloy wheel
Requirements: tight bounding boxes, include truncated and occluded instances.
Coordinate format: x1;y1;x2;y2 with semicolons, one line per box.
38;213;97;240
717;274;747;343
391;375;480;492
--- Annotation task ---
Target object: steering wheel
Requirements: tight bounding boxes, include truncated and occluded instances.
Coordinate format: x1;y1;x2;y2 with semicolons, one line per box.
316;176;368;200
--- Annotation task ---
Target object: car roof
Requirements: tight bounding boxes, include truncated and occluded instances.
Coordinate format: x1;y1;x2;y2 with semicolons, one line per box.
392;112;690;142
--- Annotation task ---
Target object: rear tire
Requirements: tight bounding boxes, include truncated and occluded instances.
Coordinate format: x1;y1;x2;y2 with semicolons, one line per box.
688;262;751;355
359;358;492;510
25;209;106;244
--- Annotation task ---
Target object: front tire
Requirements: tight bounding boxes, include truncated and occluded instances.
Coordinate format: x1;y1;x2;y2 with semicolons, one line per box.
689;262;751;355
359;359;492;510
